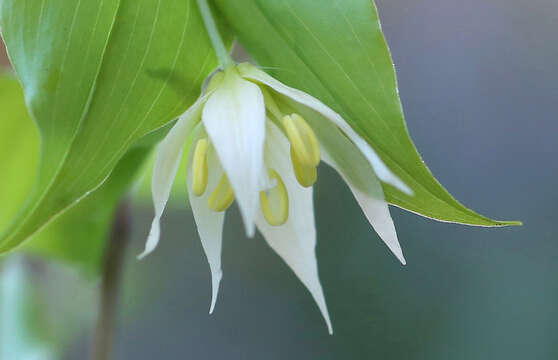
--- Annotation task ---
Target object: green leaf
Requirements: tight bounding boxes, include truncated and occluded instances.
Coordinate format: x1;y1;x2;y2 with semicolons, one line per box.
21;147;150;273
214;0;519;226
0;0;220;253
0;73;39;234
0;72;149;272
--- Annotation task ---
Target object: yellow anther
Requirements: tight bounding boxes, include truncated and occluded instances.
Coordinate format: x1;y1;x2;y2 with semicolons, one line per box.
260;170;289;226
192;138;209;196
282;114;320;167
206;71;225;92
290;147;317;188
208;174;235;212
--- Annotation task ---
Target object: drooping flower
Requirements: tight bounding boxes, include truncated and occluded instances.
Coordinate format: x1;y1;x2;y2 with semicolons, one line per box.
140;63;412;334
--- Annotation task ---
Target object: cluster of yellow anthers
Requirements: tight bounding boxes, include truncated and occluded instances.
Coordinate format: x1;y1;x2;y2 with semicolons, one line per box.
190;71;321;227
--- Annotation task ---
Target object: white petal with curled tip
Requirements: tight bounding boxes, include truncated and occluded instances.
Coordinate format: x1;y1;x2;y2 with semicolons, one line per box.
187;136;225;314
256;121;333;334
283;99;406;264
202;69;266;237
313;117;406;264
323;150;406;265
138;97;206;259
238;64;411;195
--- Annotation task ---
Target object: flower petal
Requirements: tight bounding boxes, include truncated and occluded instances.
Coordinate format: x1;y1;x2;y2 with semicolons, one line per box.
324;151;406;265
202;69;266;237
309;111;406;264
187;134;225;314
238;64;411;195
256;121;333;334
138;97;205;259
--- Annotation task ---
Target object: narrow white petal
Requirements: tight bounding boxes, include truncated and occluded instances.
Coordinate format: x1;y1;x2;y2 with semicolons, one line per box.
316;118;406;264
138;97;205;259
349;184;406;265
256;121;333;334
238;64;411;195
202;69;266;237
187;139;225;314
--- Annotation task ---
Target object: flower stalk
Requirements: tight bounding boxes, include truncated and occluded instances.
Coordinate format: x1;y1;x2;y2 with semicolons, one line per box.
196;0;233;69
93;201;131;360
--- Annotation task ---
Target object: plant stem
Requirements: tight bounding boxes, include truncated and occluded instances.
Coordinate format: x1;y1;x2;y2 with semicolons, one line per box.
196;0;234;68
93;201;131;360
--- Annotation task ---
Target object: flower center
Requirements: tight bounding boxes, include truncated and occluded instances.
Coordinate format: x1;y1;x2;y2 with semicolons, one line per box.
191;136;290;226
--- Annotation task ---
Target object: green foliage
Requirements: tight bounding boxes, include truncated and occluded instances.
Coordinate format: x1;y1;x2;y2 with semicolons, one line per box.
0;72;148;272
20;147;151;272
0;0;220;253
0;73;39;234
214;0;519;226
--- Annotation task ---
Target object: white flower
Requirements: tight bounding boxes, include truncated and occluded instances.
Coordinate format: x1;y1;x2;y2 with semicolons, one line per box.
140;63;412;334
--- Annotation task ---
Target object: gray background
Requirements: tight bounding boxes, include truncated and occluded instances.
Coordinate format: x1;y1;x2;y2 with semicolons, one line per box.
3;0;556;358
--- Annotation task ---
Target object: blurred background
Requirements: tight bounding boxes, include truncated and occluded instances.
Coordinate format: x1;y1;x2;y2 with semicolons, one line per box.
1;0;557;359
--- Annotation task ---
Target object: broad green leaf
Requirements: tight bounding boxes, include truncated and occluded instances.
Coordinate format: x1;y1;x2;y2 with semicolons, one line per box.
0;0;220;253
0;72;39;233
215;0;519;226
0;72;150;272
21;147;151;273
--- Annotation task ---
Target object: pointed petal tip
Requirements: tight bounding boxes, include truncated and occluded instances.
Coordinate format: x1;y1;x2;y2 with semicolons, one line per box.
237;205;258;239
397;180;413;196
137;219;161;260
209;273;222;315
136;243;155;261
326;318;334;335
208;290;218;314
388;244;406;265
399;255;407;266
245;221;256;238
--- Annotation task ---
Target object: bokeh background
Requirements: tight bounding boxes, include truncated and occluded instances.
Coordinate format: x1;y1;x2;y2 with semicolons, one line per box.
2;0;557;359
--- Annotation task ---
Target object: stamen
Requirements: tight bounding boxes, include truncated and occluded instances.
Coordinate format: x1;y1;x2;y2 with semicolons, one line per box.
260;170;289;226
260;86;283;121
192;138;209;196
282;114;320;167
290;147;317;188
208;174;235;212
